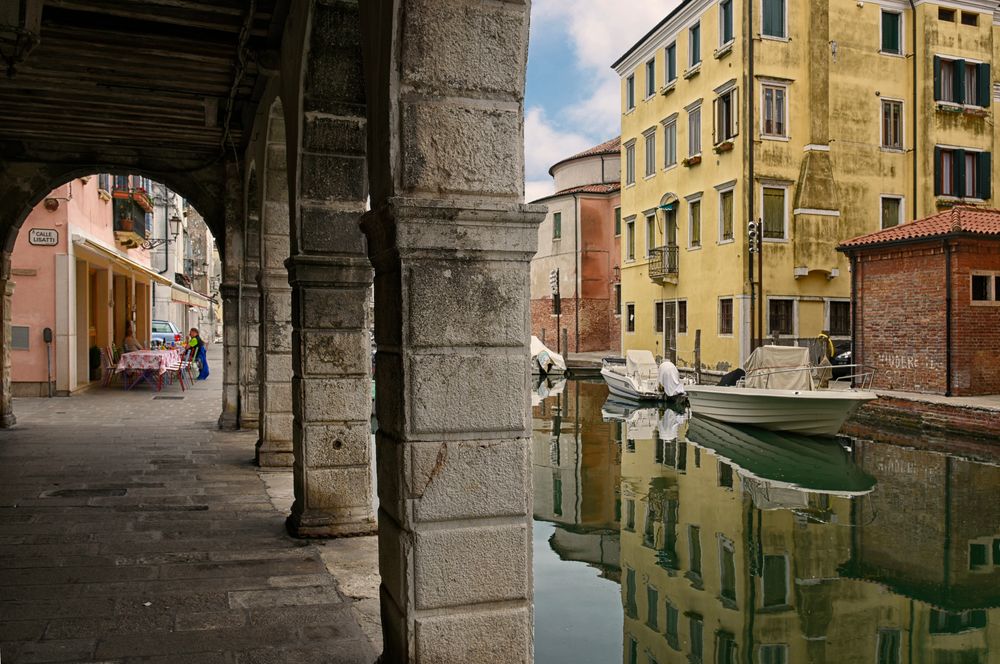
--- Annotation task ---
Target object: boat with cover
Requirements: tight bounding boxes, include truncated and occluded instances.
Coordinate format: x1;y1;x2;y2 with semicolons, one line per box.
601;350;682;402
530;336;566;376
684;345;877;436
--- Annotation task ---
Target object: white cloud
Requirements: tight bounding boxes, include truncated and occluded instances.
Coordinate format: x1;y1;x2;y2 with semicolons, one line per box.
524;106;593;181
525;179;555;204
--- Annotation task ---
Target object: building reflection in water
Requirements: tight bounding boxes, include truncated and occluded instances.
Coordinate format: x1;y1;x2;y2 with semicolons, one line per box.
531;379;1000;664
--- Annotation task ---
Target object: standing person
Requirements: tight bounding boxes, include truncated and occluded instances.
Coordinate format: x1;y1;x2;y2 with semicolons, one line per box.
122;321;144;353
186;328;210;380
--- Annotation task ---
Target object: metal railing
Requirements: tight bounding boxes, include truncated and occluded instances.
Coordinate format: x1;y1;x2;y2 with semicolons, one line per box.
737;364;877;391
648;245;679;281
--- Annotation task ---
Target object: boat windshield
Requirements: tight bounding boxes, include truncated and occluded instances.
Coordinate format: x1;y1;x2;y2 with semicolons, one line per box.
743;345;813;390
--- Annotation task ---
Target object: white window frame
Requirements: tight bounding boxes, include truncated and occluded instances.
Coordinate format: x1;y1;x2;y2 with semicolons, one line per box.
665;42;677;84
759;553;791;608
687;102;703;157
645;212;658;258
625;302;637;333
760;81;789;140
717;182;736;244
719;0;735;47
879;194;904;229
759;182;790;242
643;127;657;179
825;298;852;339
971;271;1000;306
935;143;986;201
686;192;703;250
626;74;636;111
689;22;702;69
662;115;678;169
625;140;636;186
677;299;688;336
625;216;637;262
879;9;905;57
645;59;657;99
718;296;735;337
766;296;799;338
760;0;788;41
880;97;904;152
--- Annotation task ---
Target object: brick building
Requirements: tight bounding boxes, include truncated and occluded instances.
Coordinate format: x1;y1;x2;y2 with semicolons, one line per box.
839;206;1000;396
530;138;621;354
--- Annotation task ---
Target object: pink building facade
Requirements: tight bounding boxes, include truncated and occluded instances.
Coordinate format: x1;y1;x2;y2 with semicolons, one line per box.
10;175;169;395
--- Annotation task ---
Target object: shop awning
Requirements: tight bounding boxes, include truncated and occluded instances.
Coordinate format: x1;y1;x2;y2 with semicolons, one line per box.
71;235;172;285
170;283;212;309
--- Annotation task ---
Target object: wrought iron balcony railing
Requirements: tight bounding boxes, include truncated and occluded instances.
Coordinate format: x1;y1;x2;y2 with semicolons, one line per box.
648;244;679;282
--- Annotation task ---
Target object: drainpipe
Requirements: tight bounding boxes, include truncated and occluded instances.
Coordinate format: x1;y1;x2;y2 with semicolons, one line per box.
747;0;757;350
943;239;952;396
850;253;858;373
908;0;918;219
573;193;580;353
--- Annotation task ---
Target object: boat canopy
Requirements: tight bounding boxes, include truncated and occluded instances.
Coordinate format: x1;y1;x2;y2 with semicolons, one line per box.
625;350;658;379
744;345;813;390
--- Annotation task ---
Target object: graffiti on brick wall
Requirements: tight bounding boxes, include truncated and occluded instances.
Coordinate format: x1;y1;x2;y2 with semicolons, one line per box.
875;352;944;371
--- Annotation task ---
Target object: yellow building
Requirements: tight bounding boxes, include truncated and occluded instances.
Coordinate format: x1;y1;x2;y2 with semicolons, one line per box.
613;0;999;373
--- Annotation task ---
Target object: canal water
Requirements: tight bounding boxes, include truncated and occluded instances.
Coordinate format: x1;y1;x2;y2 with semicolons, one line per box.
532;378;1000;664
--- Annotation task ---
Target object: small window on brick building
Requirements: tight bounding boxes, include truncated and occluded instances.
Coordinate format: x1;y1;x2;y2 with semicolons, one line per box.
678;300;688;333
970;542;989;569
829;301;851;336
972;275;990;301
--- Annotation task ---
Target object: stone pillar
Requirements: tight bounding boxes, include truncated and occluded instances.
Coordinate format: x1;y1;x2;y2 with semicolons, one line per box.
0;262;15;428
256;131;294;467
239;281;261;430
217;282;240;429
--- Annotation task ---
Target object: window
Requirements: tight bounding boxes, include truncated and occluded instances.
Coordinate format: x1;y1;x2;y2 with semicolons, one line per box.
665;43;677;83
768;299;795;336
98;173;110;192
971;542;989;569
663;119;677;168
881;10;902;55
715;632;737;664
627;636;639;664
625;499;636;529
615;207;622;236
646;585;659;629
876;629;900;664
761;555;788;607
690;615;704;662
720;0;734;44
689;525;702;576
719;298;733;335
614;284;622;315
829;301;851;336
961;11;978;26
714;87;738;143
689;23;701;67
762;84;787;137
646;214;657;257
625;142;636;185
645;59;656;98
552;476;562;516
625;568;638;617
644;130;656;177
552;211;561;240
718;462;734;488
935;148;991;199
719;189;734;241
762;186;786;239
678;301;687;333
11;325;29;350
719;538;736;601
626;74;636;110
971;274;1000;302
881;100;903;150
665;601;679;648
935;57;992;107
689;199;701;248
626;217;636;260
939;7;956;21
759;645;788;664
655;301;664;333
929;609;987;633
689;107;702;156
881;196;902;229
762;0;785;38
626;303;636;333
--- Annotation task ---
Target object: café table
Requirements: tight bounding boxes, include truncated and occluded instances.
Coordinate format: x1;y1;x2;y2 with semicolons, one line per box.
116;348;184;391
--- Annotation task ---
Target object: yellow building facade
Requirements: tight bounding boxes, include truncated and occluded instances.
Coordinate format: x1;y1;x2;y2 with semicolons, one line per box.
613;0;999;373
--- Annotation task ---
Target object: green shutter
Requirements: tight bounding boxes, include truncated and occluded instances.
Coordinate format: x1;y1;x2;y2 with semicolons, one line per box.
978;63;991;107
953;59;966;104
882;12;899;53
933;56;942;101
954;148;966;196
934;146;943;195
977;152;992;199
763;0;783;37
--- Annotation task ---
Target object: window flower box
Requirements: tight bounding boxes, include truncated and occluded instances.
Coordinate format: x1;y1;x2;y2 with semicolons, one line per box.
714;141;734;154
936;102;963;114
682;155;702;167
964;107;989;118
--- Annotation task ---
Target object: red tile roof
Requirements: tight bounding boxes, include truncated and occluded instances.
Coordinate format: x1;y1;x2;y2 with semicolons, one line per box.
839;206;1000;249
530;182;620;204
548;136;621;175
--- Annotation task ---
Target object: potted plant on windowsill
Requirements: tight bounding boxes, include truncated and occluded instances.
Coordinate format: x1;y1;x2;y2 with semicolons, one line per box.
120;217;134;232
682;155;702;167
714;141;734;154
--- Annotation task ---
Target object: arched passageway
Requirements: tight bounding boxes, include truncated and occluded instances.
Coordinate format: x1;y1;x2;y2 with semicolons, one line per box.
0;1;541;661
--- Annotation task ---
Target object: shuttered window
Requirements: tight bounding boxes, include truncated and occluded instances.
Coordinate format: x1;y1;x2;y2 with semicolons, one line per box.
645;59;656;98
689;23;701;66
934;56;992;106
935;147;991;199
762;0;785;38
720;0;734;44
881;11;901;54
720;189;734;241
626;75;635;110
665;43;677;82
762;186;786;239
689;200;701;248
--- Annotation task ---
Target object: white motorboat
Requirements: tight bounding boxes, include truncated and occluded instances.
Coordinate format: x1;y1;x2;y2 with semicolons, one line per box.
684;346;877;436
530;336;566;376
601;350;665;401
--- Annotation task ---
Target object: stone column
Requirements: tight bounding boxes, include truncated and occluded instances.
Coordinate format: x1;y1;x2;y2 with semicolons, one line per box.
217;282;240;429
0;261;15;428
239;281;261;430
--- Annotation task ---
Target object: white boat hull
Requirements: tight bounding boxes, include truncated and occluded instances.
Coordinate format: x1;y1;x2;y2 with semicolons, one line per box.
684;385;876;436
600;366;662;401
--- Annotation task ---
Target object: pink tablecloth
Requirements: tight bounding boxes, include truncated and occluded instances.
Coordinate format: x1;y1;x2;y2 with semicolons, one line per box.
116;349;180;376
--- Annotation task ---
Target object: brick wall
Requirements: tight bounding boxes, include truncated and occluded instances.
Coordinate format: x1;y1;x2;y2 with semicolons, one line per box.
951;240;1000;395
531;296;617;353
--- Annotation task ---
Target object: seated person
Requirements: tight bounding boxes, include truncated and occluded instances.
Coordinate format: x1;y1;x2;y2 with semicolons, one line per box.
122;322;144;353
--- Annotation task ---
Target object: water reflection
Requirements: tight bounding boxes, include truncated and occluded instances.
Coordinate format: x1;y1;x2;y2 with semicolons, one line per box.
532;379;1000;664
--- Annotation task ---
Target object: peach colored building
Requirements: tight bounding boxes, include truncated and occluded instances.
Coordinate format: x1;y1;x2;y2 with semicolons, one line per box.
10;174;170;396
530;137;622;353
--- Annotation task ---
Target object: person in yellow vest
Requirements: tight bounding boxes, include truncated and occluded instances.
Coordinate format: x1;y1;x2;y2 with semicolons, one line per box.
185;328;209;380
817;330;835;361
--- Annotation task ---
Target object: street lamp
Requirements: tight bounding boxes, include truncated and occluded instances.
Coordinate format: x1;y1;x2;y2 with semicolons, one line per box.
0;0;42;79
141;213;182;250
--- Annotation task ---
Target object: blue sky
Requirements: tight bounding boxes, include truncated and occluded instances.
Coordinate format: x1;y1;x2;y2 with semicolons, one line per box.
524;0;680;202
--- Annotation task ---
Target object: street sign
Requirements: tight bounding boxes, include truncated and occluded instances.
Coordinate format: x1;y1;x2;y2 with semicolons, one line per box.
28;229;59;246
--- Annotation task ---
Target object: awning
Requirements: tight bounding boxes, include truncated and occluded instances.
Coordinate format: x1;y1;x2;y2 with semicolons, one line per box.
72;235;172;285
170;283;212;309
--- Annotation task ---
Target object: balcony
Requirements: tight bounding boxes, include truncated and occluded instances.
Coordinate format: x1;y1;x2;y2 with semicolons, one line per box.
111;174;154;212
112;198;149;248
648;245;679;283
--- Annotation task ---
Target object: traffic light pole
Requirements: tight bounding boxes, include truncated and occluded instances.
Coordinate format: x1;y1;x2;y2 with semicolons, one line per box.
549;268;561;355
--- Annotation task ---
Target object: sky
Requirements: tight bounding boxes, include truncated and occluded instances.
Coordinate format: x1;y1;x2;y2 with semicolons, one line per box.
524;0;681;203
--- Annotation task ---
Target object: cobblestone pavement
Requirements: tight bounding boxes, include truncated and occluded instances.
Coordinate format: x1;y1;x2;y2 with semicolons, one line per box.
0;349;380;663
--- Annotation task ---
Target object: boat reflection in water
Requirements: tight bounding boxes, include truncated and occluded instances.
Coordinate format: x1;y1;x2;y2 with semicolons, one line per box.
532;379;1000;664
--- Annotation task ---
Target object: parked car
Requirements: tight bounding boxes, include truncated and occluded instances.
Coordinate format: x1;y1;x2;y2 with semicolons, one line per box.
831;342;852;380
151;319;183;348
